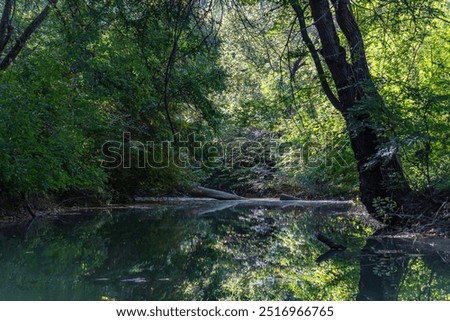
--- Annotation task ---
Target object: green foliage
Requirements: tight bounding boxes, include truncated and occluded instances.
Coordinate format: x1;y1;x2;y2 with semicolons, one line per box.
0;44;106;197
203;128;279;196
358;0;450;192
0;0;226;203
0;0;449;206
372;197;397;218
278;107;359;196
214;4;359;197
213;0;449;198
74;0;226;198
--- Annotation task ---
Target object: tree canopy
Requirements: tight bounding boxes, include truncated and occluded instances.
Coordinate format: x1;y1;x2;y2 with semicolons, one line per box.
0;0;449;225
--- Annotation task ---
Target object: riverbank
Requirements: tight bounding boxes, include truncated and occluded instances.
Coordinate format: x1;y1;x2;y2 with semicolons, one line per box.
0;196;358;225
0;185;358;225
1;190;448;239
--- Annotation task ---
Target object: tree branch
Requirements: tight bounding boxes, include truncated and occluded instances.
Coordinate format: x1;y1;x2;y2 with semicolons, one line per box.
291;4;343;111
0;1;57;71
0;0;14;55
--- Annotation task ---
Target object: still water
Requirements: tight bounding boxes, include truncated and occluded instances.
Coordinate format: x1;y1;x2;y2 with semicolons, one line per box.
0;204;449;300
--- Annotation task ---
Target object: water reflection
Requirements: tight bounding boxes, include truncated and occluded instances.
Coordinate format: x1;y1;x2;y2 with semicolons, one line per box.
0;206;448;300
357;234;450;300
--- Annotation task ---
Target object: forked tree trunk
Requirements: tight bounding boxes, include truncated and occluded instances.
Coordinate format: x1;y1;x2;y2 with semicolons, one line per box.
292;0;411;221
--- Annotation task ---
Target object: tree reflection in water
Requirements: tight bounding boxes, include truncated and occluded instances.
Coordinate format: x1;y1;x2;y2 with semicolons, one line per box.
0;206;449;300
357;233;450;300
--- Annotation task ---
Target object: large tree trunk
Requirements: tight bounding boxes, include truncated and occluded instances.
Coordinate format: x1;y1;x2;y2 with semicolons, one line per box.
292;0;411;221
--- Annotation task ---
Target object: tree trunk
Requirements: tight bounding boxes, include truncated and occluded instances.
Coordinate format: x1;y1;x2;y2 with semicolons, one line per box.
293;0;411;221
357;236;407;300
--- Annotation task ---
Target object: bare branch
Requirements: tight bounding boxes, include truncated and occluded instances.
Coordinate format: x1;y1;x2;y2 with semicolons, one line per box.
289;52;306;80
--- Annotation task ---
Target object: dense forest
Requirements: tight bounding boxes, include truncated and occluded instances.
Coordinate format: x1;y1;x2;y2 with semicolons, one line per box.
0;0;449;227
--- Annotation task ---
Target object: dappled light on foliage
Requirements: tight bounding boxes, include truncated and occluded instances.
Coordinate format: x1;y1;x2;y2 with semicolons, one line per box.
0;0;448;210
0;0;449;302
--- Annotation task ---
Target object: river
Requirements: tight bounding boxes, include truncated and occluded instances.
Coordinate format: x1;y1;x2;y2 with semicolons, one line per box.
0;204;449;300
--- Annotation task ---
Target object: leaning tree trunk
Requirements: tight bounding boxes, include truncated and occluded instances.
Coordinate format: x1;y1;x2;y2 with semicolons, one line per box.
292;0;411;221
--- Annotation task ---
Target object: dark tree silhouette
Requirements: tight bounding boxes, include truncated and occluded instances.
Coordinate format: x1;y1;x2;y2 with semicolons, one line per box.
291;0;411;221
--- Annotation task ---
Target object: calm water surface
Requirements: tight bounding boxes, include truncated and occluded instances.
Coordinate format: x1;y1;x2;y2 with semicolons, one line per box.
0;205;449;300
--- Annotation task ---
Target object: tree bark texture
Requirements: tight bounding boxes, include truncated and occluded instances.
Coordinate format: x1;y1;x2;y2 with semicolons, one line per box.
292;0;411;220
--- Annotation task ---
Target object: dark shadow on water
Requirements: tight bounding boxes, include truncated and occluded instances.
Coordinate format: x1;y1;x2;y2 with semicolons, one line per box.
357;232;450;300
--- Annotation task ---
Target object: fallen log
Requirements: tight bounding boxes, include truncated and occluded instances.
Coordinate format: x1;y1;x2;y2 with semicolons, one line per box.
316;248;343;265
368;235;450;258
188;186;245;200
133;197;354;212
280;194;300;200
317;232;346;250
